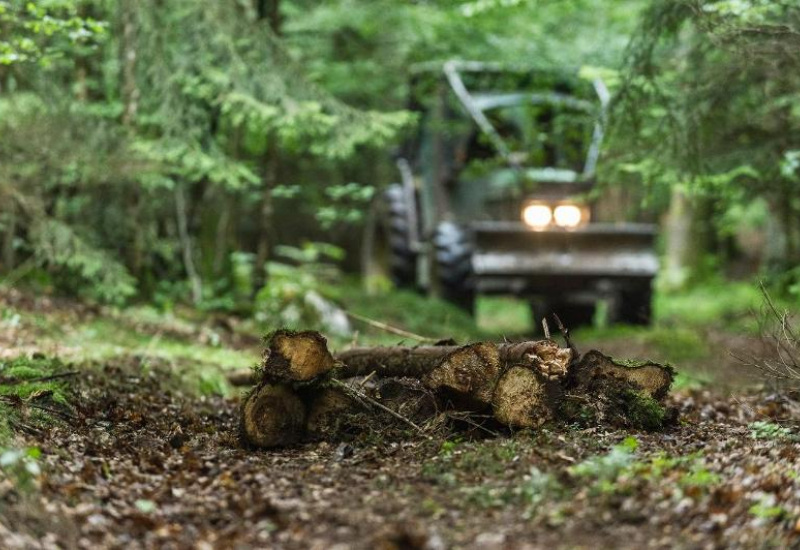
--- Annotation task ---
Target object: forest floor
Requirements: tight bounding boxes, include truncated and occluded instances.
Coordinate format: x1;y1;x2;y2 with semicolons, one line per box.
1;285;799;549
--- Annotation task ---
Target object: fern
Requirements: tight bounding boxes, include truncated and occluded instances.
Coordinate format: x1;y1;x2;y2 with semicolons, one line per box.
29;218;136;305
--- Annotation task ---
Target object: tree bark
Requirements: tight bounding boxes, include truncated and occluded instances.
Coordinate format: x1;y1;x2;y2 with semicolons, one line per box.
175;186;203;305
233;335;573;386
120;2;139;126
255;0;281;34
2;201;16;272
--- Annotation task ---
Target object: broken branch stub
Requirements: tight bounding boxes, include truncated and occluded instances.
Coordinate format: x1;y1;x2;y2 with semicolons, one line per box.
261;330;336;382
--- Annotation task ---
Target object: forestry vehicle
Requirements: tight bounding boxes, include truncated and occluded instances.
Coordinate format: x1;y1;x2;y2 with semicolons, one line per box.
362;61;658;327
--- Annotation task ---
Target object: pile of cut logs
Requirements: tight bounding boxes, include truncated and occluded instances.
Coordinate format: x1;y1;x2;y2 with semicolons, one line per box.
235;330;674;448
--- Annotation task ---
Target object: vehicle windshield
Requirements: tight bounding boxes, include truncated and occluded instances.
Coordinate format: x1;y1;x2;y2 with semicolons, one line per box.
437;64;606;183
470;94;596;176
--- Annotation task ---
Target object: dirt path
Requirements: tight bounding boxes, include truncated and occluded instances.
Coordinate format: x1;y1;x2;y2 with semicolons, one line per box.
1;355;799;549
1;289;799;548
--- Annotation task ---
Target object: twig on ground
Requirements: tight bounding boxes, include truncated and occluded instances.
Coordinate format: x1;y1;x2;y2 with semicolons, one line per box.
344;311;436;343
445;411;501;437
0;394;75;421
330;378;431;439
27;402;76;421
357;370;377;390
542;318;550;339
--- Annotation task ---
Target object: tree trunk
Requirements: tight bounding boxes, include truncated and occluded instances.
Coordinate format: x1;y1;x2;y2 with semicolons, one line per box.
175;186;203;305
1;201;16;272
663;186;712;289
253;148;276;291
120;3;139;126
255;0;281;34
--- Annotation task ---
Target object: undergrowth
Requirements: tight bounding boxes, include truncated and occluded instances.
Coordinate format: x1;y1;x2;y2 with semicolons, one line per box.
0;356;75;444
569;437;720;496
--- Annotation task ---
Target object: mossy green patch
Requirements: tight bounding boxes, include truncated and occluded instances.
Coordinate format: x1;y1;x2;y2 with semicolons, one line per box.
0;356;75;444
620;389;667;431
559;387;670;432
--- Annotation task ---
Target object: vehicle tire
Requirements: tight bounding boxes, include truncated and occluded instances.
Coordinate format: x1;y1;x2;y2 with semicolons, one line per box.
361;184;417;289
433;222;475;313
618;282;653;325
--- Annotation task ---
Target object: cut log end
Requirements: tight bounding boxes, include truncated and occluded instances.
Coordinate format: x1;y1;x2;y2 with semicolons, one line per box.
574;350;674;399
240;384;306;448
263;330;336;382
422;342;501;409
562;350;675;431
305;386;357;435
492;365;562;429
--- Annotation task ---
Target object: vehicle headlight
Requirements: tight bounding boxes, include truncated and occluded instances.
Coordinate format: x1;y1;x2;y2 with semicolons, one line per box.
553;204;583;228
522;204;552;229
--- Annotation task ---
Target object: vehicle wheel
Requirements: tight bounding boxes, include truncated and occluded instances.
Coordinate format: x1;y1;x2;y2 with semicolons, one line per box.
618;282;653;325
433;222;475;313
361;184;417;289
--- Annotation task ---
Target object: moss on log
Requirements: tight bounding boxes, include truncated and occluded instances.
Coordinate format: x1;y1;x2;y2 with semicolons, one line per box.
571;350;674;399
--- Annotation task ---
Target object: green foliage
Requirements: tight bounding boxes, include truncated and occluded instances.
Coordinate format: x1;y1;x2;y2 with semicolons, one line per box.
29;218;137;305
0;0;418;304
475;296;532;335
617;0;800;264
749;494;787;521
315;183;375;229
620;390;668;431
286;0;643;108
570;439;721;495
0;94;145;304
0;447;41;492
656;280;767;332
570;436;639;488
134;499;158;514
516;466;564;517
0;0;107;65
0;355;74;444
748;421;795;441
3;0;794;311
197;371;230;397
330;279;482;346
254;242;346;330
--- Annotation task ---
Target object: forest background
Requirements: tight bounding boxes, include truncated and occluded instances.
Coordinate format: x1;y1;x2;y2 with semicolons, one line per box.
1;0;799;332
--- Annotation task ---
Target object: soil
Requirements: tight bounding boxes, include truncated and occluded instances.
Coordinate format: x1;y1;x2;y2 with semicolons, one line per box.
1;292;799;549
